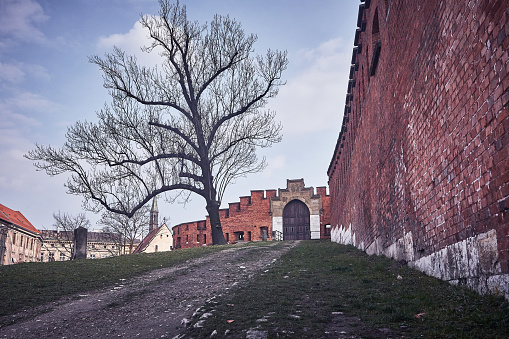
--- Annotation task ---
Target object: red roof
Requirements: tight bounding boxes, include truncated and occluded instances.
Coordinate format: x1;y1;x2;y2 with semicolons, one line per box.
0;204;40;235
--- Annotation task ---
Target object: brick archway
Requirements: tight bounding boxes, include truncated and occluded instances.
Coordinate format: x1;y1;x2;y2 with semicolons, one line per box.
282;199;310;240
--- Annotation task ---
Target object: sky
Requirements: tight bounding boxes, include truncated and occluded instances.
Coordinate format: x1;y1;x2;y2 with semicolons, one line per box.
0;0;359;232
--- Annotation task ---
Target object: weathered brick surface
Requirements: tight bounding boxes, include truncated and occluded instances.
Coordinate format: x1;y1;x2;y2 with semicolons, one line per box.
173;183;330;249
328;0;509;297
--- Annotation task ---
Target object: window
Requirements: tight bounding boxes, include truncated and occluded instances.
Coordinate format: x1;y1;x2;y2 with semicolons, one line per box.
186;235;189;243
325;224;332;236
12;233;16;244
60;253;66;261
40;253;44;262
225;233;229;242
197;221;206;230
90;254;96;259
155;245;158;252
197;234;200;243
203;234;206;244
48;252;55;262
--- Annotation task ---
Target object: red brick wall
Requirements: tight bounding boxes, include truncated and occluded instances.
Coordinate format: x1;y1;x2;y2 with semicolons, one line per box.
328;0;509;296
173;186;330;248
172;190;276;249
317;187;331;238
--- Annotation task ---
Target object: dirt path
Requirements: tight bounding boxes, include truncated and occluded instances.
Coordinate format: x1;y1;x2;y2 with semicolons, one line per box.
0;242;299;339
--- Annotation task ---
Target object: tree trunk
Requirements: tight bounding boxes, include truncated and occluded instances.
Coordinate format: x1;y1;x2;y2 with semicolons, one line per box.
206;201;227;245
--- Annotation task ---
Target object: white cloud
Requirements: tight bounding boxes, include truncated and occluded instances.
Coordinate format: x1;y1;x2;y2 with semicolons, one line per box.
97;19;164;67
0;62;25;83
0;128;36;191
22;63;51;81
0;91;59;131
269;37;351;135
0;0;48;43
0;126;88;229
0;61;50;84
263;155;286;178
6;91;57;112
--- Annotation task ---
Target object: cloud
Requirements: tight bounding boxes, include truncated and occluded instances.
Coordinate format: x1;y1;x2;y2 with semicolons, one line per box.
0;91;59;131
97;19;164;67
0;0;48;43
0;61;50;84
6;91;57;112
0;125;87;230
0;62;25;83
0;128;36;191
263;155;286;178
269;37;351;135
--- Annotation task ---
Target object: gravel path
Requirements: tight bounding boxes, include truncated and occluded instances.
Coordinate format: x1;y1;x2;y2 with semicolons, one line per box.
0;241;299;339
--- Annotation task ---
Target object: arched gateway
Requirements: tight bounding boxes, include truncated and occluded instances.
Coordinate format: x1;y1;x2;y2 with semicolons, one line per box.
283;200;310;240
271;179;324;240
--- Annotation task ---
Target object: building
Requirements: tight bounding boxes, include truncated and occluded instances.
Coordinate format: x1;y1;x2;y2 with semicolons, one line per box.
40;230;124;261
133;222;173;254
133;197;173;254
328;0;509;298
0;203;42;265
172;179;330;249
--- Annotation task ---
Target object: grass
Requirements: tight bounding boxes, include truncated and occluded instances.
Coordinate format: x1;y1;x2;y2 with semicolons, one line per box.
1;240;508;338
0;244;225;317
184;240;509;338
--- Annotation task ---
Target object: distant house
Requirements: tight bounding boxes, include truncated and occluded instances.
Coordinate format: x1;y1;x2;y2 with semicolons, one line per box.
40;229;125;261
0;203;42;265
133;222;173;254
133;197;173;254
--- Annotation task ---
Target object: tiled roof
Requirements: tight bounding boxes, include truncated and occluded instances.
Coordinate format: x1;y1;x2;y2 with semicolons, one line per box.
0;203;40;235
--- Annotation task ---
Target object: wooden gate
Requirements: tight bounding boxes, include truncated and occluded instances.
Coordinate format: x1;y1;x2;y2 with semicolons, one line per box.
283;200;310;240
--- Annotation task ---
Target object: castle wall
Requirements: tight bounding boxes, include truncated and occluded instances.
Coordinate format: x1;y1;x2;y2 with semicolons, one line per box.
173;180;330;249
328;0;509;298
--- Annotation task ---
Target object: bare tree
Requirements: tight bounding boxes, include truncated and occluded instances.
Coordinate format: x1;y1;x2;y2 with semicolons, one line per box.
98;206;149;255
26;1;287;245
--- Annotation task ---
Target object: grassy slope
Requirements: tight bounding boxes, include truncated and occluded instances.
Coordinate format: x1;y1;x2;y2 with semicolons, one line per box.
185;240;509;338
1;240;508;338
0;245;225;316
